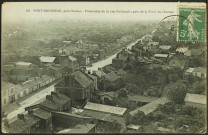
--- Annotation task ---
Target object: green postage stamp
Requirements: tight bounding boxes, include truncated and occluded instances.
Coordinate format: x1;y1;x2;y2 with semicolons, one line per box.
177;6;206;42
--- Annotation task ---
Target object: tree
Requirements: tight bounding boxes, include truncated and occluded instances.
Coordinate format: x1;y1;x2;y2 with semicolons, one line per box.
163;82;187;104
118;89;127;98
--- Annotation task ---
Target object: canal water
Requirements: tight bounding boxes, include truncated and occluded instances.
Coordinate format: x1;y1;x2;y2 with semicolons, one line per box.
86;38;142;72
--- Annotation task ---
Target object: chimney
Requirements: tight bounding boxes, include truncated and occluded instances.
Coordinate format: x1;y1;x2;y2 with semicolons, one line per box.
28;109;33;115
17;114;24;120
46;95;53;101
51;91;58;96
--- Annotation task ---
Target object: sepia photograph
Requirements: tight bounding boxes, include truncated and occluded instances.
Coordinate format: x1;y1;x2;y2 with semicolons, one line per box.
1;2;207;134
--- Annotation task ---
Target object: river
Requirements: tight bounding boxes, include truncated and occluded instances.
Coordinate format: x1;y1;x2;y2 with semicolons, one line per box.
86;38;143;72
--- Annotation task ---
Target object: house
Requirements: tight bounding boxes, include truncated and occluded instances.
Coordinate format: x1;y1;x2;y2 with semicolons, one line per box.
130;97;170;116
87;73;98;90
99;91;118;104
185;68;195;75
39;56;58;66
159;45;171;53
51;112;93;130
184;48;205;57
126;124;141;132
154;54;169;62
9;62;39;82
184;93;206;110
1;81;16;107
47;66;62;79
192;67;206;78
176;47;189;55
56;55;78;72
146;41;159;49
5;113;41;133
57;123;96;133
128;95;158;107
27;108;52;132
25;91;71;112
54;70;94;105
103;72;122;91
168;55;188;70
112;49;133;69
75;55;90;67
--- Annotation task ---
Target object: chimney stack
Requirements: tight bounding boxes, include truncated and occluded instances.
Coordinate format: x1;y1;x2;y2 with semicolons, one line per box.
51;91;58;96
46;95;53;101
17;114;24;120
28;109;33;115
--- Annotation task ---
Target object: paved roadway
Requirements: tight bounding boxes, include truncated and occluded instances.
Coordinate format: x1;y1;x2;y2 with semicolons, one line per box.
6;85;55;120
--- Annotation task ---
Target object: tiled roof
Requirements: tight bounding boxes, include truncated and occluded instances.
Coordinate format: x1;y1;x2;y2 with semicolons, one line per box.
130;97;170;116
104;72;120;82
84;102;127;115
185;93;206;105
71;71;93;88
39;56;56;63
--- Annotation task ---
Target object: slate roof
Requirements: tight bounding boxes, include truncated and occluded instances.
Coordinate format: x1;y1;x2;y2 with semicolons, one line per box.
193;67;206;74
104;72;120;82
67;124;96;133
8;113;40;133
159;45;171;50
2;81;16;91
147;42;159;46
190;48;204;56
69;56;77;61
154;54;169;58
39;56;56;63
93;70;106;78
185;93;206;105
84;102;127;115
128;95;158;103
32;108;51;120
80;110;125;125
71;71;93;88
186;68;194;73
39;93;70;110
130;97;170;116
16;62;32;66
176;47;189;53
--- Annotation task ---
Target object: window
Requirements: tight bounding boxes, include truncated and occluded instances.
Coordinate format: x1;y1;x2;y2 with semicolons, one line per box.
195;73;197;76
4;98;6;104
10;88;14;93
201;73;205;78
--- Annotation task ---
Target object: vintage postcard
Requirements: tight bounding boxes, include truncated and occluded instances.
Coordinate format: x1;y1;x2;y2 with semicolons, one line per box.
1;2;207;134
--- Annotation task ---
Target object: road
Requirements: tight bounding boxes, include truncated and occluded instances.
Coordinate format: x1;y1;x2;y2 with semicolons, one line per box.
6;85;55;120
86;38;142;72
